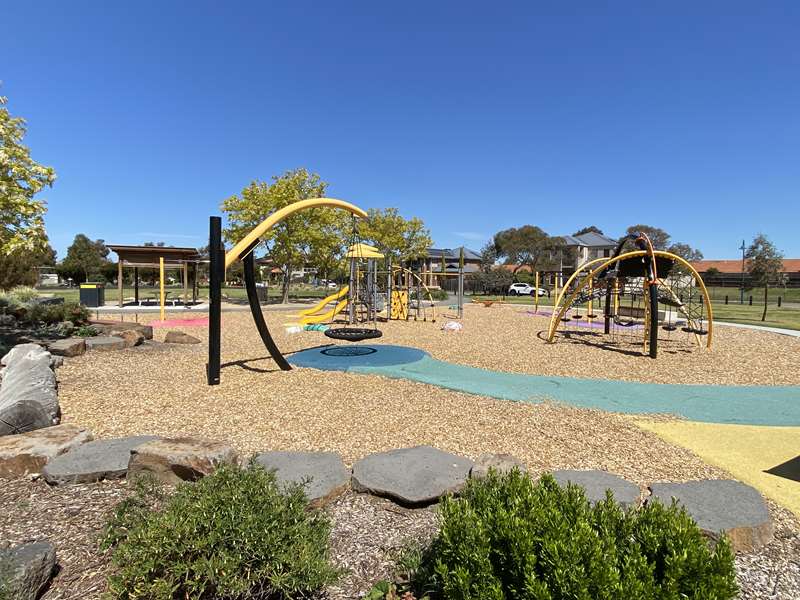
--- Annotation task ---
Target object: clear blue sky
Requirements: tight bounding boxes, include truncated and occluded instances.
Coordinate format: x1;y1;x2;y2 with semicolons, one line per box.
5;1;799;259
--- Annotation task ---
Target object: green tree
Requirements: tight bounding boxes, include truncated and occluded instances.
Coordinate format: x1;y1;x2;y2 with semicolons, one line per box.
746;234;784;322
58;234;110;283
494;225;562;273
625;224;671;249
667;242;704;262
479;241;497;273
1;93;56;254
359;208;432;264
573;225;604;236
221;168;345;302
0;243;56;289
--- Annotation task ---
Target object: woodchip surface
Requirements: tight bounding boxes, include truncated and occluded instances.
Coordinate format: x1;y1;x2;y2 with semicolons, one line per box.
12;304;799;597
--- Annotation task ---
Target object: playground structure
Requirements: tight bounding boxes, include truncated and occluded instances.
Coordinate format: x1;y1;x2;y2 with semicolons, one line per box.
547;233;713;359
206;198;372;384
205;197;464;384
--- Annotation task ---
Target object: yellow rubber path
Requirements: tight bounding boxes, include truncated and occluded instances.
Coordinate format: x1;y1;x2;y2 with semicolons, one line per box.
636;420;800;517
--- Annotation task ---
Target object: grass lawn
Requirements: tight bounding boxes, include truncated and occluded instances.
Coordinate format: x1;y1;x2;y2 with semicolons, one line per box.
708;303;800;331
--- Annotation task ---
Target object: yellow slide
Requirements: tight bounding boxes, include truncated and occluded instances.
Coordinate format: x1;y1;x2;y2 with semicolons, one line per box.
296;286;349;317
299;299;348;324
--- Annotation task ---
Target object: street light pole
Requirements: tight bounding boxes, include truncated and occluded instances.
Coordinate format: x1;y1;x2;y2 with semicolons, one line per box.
739;239;746;305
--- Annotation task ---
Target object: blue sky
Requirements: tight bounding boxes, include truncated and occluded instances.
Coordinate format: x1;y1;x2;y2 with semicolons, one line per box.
5;1;799;259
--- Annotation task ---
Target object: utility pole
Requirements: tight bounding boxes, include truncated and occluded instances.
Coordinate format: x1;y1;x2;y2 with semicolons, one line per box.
739;239;746;305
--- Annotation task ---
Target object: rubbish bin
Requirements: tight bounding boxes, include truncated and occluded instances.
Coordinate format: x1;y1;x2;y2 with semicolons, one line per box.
256;283;268;303
79;283;105;307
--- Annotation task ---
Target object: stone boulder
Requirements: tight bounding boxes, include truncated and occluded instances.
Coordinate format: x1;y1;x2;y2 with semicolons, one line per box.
352;446;473;506
0;540;56;600
0;344;60;436
90;320;153;340
255;451;350;505
0;424;93;477
42;435;158;485
128;437;238;484
85;336;127;351
163;331;201;344
48;337;86;357
470;453;527;479
649;479;774;552
112;329;144;348
552;470;641;508
0;313;16;327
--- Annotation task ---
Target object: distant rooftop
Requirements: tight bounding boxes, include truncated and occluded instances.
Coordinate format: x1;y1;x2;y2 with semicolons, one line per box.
560;232;618;247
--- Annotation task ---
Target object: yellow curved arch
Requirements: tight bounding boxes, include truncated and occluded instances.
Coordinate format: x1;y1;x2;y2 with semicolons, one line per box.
225;197;369;269
547;251;712;348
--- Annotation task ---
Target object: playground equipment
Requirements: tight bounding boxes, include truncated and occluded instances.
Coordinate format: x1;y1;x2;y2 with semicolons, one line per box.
206;198;371;384
547;232;713;359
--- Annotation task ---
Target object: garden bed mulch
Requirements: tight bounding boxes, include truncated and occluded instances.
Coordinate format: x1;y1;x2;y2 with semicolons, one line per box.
0;477;799;599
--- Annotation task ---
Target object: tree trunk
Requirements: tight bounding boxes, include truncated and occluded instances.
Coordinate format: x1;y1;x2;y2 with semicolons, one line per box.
282;265;291;304
762;284;768;321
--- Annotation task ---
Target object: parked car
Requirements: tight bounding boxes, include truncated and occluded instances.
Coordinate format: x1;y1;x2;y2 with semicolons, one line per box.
507;283;547;296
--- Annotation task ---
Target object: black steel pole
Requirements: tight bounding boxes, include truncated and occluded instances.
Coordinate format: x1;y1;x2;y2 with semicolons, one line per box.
207;216;223;385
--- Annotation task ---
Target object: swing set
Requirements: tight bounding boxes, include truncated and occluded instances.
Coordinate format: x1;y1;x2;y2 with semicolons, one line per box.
547;232;713;359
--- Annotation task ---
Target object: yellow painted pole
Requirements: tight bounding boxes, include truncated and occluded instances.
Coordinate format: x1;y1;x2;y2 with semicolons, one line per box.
159;256;165;321
534;271;539;313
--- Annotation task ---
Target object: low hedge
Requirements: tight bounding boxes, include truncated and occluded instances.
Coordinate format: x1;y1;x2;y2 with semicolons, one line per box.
101;462;339;599
408;470;737;600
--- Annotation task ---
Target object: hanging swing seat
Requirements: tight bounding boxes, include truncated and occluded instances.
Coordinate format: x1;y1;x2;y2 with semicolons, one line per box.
681;326;708;335
324;327;383;342
613;317;639;327
584;313;598;319
662;324;678;331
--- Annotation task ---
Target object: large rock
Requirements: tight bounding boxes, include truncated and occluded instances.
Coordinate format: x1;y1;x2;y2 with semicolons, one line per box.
470;453;527;479
0;424;92;477
128;437;238;484
48;337;86;357
351;446;473;506
85;336;127;351
90;320;153;340
42;435;158;485
0;344;60;436
649;480;774;553
0;314;16;327
163;331;201;344
553;470;641;508
0;540;56;600
255;451;349;505
112;329;144;348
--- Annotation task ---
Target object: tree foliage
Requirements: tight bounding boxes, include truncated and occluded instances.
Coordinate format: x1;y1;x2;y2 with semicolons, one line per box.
0;243;55;290
479;242;497;273
746;234;784;321
494;226;564;272
624;225;703;261
359;208;432;264
58;234;111;283
573;225;604;236
0;93;56;254
221;169;348;302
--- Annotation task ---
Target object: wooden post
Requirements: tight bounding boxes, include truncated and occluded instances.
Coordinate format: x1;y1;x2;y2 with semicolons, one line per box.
117;259;123;307
159;256;166;321
134;267;139;305
183;262;189;306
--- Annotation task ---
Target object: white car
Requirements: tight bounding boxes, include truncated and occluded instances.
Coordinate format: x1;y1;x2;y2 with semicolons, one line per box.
508;283;547;296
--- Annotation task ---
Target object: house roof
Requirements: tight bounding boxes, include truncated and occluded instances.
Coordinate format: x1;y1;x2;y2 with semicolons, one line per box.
692;259;800;274
427;247;481;261
560;232;618;247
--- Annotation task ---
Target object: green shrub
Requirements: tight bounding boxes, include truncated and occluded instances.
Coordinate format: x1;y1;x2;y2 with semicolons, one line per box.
25;302;89;325
102;462;339;599
5;286;39;303
411;470;737;600
74;325;98;337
